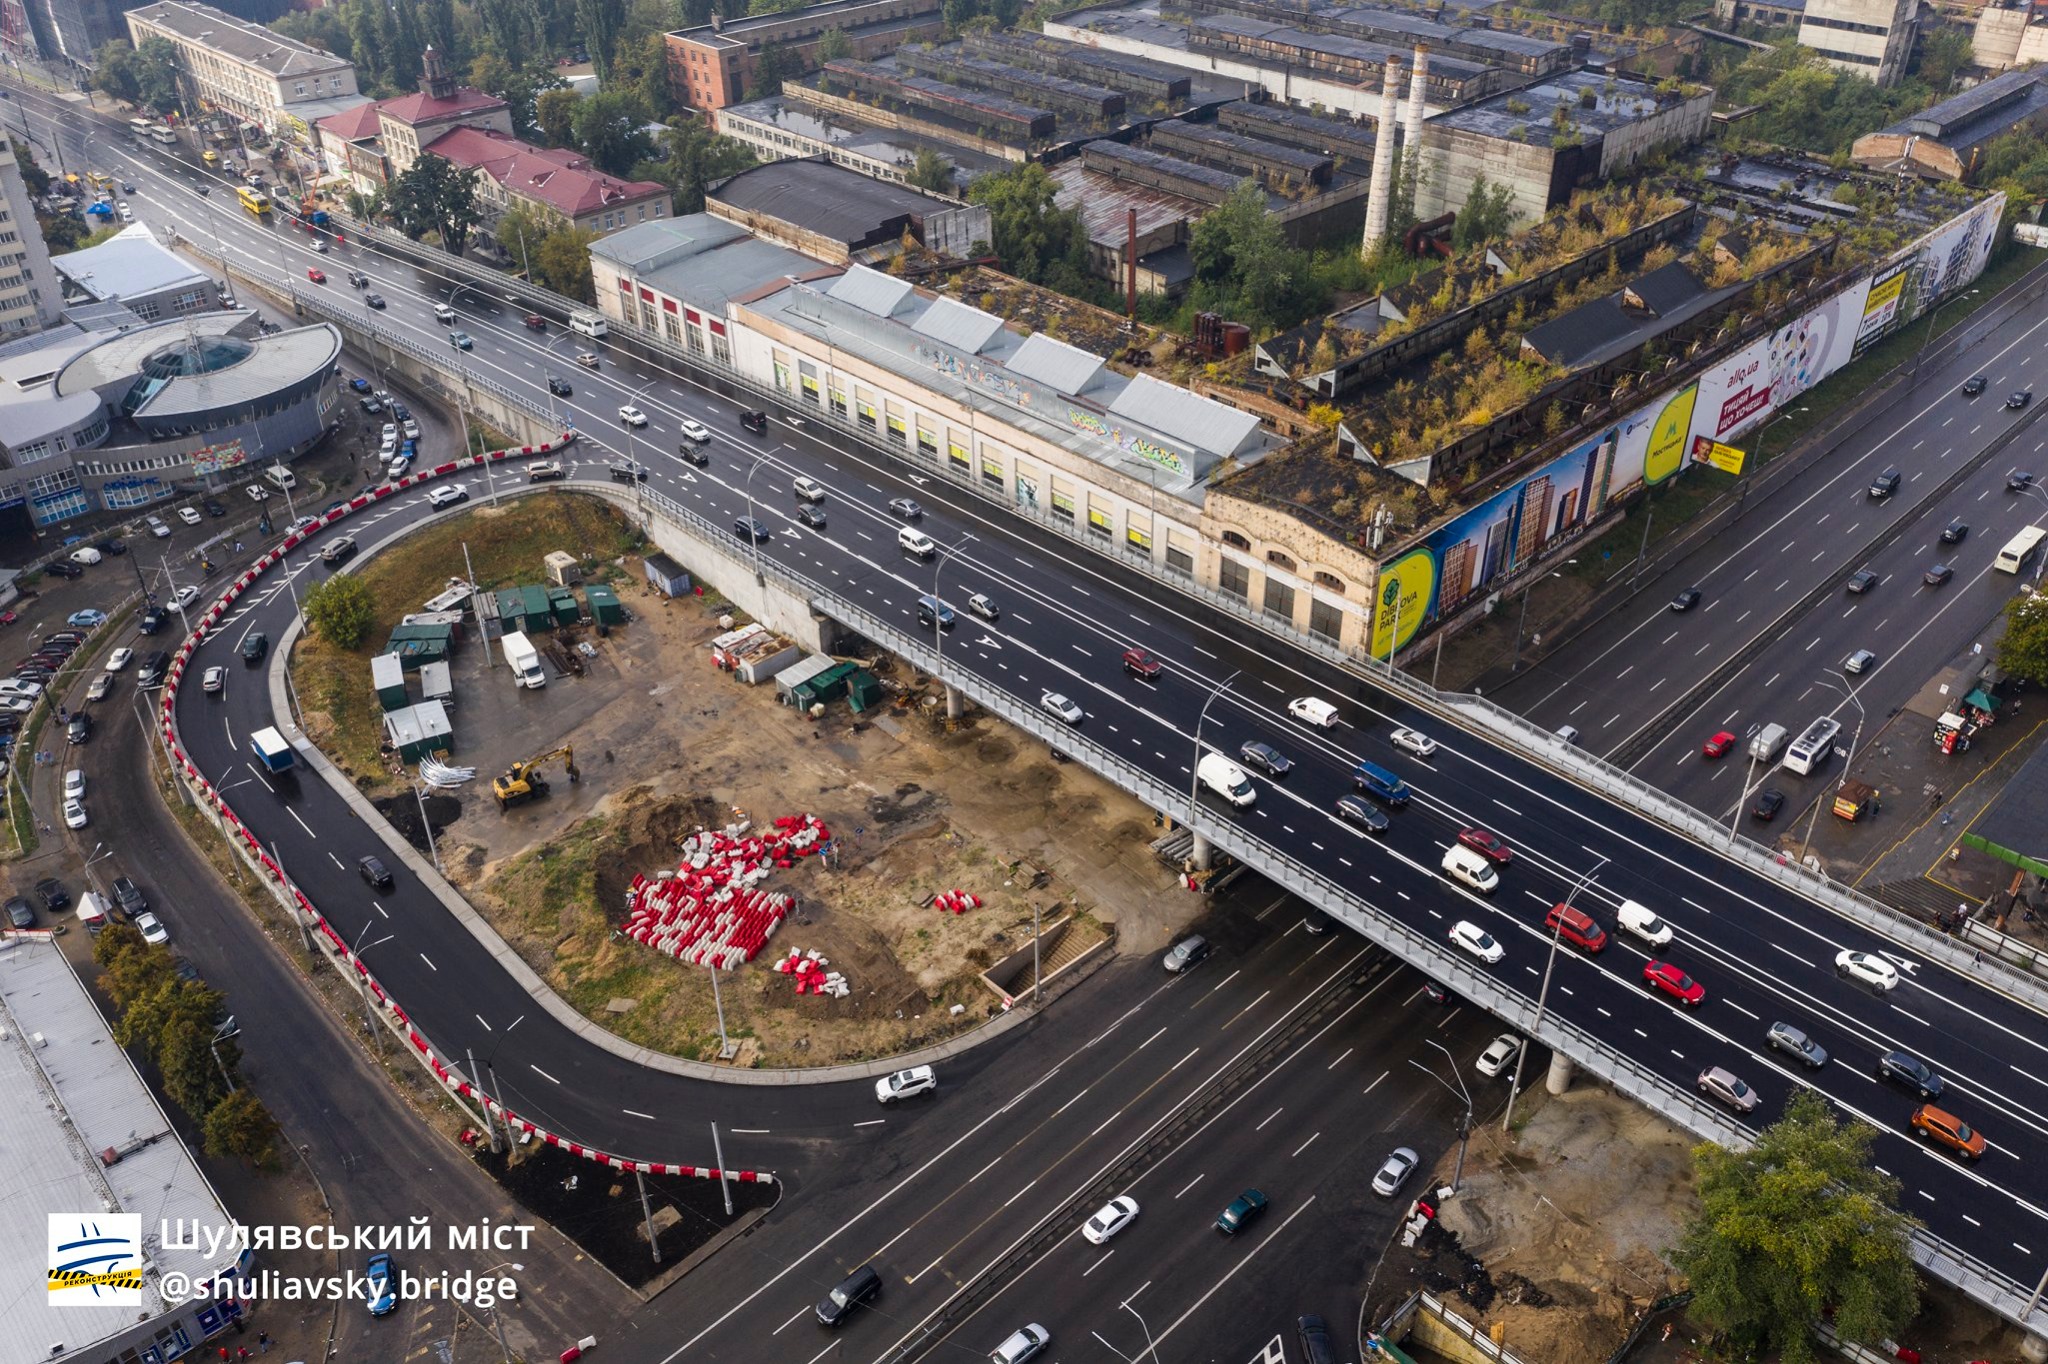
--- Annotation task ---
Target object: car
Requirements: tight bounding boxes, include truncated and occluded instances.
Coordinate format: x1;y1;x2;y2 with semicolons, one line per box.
386;457;413;481
34;878;67;911
146;514;171;538
1296;1316;1335;1364
242;633;268;663
1962;374;1988;396
619;405;649;426
305;266;326;283
1288;696;1339;727
202;666;226;694
134;911;169;946
65;713;91;745
1163;934;1210;973
116;202;132;221
1941;517;1969;544
609;459;648;484
528;461;566;482
574;351;601;369
792;475;826;503
2009;390;2032;410
347;273;369;290
1834;949;1898;991
679;418;711;442
1751;787;1786;821
1923;563;1954;587
43;560;83;579
1040;691;1083;725
1370;1148;1420;1197
794;504;827;529
888;497;925;520
1669;587;1703;612
988;1324;1049;1364
677;442;709;466
68;609;107;629
547;375;573;397
171;955;202;984
733;516;771;542
1868;467;1900;498
449;331;474;350
1239;741;1292;777
874;1065;936;1102
1698;1066;1759;1114
1878;1049;1944;1100
1642;960;1705;1006
177;506;202;526
2009;470;2036;492
1765;1021;1828;1068
1390;727;1437;757
524;313;547;331
966;593;999;622
1449;920;1504;963
0;679;42;698
1701;730;1737;759
4;895;32;928
105;647;133;672
69;546;101;565
86;674;113;701
203;499;225;518
171;585;200;610
1301;906;1331;935
364;293;386;309
101;535;132;551
365;1253;398;1315
1081;1195;1139;1245
62;798;87;829
1215;1188;1267;1234
814;1264;881;1326
1844;648;1877;674
427;485;468;509
1910;1104;1986;1159
1846;569;1879;594
138;608;167;635
1456;828;1513;864
1335;792;1390;832
1121;647;1162;680
111;877;145;919
310;238;329;254
247;484;270;502
123;182;136;194
433;303;458;323
359;855;394;890
1475;1033;1521;1078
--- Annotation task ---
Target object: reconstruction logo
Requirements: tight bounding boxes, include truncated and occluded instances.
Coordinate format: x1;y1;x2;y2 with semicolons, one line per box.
49;1214;144;1306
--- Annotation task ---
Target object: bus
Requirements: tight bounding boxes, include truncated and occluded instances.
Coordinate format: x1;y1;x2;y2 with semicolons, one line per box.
1994;525;2047;574
234;185;271;216
149;125;178;145
1783;716;1842;777
128;117;154;139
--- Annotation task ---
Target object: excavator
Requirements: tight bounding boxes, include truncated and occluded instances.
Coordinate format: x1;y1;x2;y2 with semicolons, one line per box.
492;745;579;809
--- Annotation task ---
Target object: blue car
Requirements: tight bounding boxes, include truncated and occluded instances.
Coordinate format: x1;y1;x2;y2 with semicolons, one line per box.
348;378;372;394
365;1253;397;1316
66;609;107;629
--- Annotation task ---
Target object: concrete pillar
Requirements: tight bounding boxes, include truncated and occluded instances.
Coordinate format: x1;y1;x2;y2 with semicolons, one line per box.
1362;58;1403;249
1189;833;1214;871
1545;1050;1574;1096
2020;1333;2047;1364
945;683;963;719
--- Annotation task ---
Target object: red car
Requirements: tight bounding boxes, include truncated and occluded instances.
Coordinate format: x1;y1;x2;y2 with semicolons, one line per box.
1642;960;1705;1006
1701;730;1737;759
524;314;547;331
1122;647;1162;681
1456;829;1513;864
306;267;327;283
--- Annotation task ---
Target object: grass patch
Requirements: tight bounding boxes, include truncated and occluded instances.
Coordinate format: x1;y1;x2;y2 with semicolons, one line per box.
290;493;644;790
464;412;518;459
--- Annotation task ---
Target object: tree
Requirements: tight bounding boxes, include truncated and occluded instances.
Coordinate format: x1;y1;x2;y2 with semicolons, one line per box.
906;147;954;197
534;226;599;301
1451;174;1517;251
387;152;484;255
11;141;48;197
536;87;583;148
493;203;554;273
476;0;548;62
423;0;460;63
1997;592;2048;685
816;26;852;61
967;163;1090;290
745;39;794;100
571;89;651;176
575;0;626;85
1915;29;1972;96
94;922;174;1007
271;7;354;60
644;116;755;214
40;214;90;253
1188;179;1313;333
204;1090;281;1167
1673;1091;1920;1364
304;572;378;648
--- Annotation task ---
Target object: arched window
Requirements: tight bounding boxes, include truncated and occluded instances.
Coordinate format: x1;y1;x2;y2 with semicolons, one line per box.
1314;571;1345;592
1222;530;1251;550
1267;550;1297;572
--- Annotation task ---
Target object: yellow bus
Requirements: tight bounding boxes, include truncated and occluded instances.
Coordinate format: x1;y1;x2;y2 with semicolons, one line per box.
235;185;271;216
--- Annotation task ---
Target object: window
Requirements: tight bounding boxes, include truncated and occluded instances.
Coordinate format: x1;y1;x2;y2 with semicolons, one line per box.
946;436;968;472
828;383;848;419
1267;550;1297;571
1050;482;1075;522
1309;598;1344;641
980;451;1003;488
1263;578;1295;622
1125;519;1152;555
1165;541;1193;576
711;332;731;365
1086;495;1112;538
1219;557;1250;601
664;312;683;344
1314;570;1345;592
1014;466;1037;508
11;439;50;463
916;424;937;459
1222;530;1250;551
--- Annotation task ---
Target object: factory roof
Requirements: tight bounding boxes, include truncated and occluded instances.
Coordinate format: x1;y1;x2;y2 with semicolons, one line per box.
1047;159;1207;247
1193;13;1496;81
1873;66;2048;159
708;159;960;246
1429;69;1679;146
717;98;1009;185
590;214;820;310
1521;262;1724;368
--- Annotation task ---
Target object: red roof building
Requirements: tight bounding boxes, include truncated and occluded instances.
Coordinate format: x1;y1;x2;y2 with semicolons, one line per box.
423;126;674;236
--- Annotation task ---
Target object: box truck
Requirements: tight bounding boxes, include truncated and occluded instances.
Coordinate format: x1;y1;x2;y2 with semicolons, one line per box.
251;726;295;773
502;630;546;688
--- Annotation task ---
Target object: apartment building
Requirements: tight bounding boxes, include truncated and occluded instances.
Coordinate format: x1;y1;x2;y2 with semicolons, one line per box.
125;0;363;130
0;139;58;336
665;0;945;111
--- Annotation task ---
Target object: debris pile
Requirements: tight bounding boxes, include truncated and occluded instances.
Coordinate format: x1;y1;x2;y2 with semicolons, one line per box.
773;948;850;997
932;889;982;915
623;814;832;967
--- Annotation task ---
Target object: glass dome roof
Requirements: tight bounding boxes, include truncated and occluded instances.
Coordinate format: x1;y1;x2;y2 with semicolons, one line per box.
138;333;254;380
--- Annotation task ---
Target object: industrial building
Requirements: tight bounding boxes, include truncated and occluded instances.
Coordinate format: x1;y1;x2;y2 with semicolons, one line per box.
1796;0;1920;85
589;213;821;359
1852;67;2048;180
666;0;946;111
704;158;992;264
713;96;1009;191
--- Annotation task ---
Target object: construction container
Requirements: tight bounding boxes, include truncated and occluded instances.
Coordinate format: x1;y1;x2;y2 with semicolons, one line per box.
382;700;452;762
791;660;861;711
585;583;623;625
847;668;884;712
775;654;839;707
547;586;580;626
544;550;583;586
644;553;691;597
418;660;453;708
371;652;408;712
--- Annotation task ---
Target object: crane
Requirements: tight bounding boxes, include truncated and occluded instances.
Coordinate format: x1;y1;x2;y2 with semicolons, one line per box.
492;745;579;809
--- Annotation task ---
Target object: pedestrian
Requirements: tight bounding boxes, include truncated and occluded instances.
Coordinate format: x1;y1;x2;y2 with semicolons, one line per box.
257;1332;270;1354
218;1349;229;1363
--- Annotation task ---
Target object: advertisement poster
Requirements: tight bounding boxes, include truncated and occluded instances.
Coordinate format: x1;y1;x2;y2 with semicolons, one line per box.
189;438;247;477
1853;258;1911;356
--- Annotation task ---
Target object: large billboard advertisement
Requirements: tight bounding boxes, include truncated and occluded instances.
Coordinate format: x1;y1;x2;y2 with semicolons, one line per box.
189;438;248;476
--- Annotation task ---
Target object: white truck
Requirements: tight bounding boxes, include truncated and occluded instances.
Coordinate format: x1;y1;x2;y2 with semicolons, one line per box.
501;630;546;689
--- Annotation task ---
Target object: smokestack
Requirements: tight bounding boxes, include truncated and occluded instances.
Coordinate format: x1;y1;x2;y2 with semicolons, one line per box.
1363;58;1403;250
1126;207;1137;321
1404;44;1430;150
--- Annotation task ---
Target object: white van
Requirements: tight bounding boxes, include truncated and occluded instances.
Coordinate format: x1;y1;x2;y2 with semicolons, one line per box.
569;308;609;338
899;527;937;558
1440;844;1499;894
1616;899;1673;947
265;463;297;490
1749;723;1788;764
1197;753;1256;807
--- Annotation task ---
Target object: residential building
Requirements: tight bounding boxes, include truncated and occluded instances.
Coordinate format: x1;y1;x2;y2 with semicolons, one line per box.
1795;0;1919;85
423;125;673;238
367;46;512;177
0;138;57;335
665;0;946;112
1853;66;2048;179
124;0;363;131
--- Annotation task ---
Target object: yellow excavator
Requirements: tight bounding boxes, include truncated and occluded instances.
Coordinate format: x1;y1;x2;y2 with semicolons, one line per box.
493;745;580;809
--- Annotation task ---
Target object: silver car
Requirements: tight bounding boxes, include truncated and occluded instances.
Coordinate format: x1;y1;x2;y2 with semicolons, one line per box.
989;1324;1049;1364
1163;934;1209;973
1371;1146;1420;1196
1040;691;1083;725
1698;1066;1759;1113
1766;1021;1828;1068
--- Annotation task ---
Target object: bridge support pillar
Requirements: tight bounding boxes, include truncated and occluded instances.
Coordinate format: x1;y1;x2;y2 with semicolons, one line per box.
945;684;963;719
1545;1051;1574;1096
2021;1333;2047;1364
1189;833;1214;871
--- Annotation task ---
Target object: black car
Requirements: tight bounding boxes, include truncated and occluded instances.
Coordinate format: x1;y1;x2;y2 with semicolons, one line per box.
364;293;387;310
795;504;827;528
44;560;83;579
734;516;771;542
678;443;709;467
138;651;171;687
608;461;647;483
242;633;268;663
1941;517;1969;544
1751;788;1786;821
1924;563;1954;587
1846;569;1879;594
1421;979;1453;1005
2010;390;2033;410
814;1264;881;1326
97;538;128;554
1302;906;1331;935
1962;374;1988;396
547;376;573;397
203;499;226;517
348;270;369;287
1239;740;1292;777
2010;470;2037;492
66;712;92;744
1335;792;1390;833
358;855;394;891
34;877;69;911
739;409;768;433
1878;1049;1945;1100
1296;1315;1335;1364
138;608;168;635
5;895;33;929
1669;587;1702;612
111;876;146;920
1868;467;1901;499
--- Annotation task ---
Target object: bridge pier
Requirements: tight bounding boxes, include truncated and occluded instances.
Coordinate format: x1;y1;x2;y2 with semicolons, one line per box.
1189;833;1214;871
945;683;963;719
1546;1051;1574;1096
2022;1332;2047;1364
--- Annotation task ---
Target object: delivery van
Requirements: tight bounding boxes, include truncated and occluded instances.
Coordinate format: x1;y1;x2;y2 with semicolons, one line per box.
1197;752;1257;807
1440;844;1499;894
1749;723;1788;764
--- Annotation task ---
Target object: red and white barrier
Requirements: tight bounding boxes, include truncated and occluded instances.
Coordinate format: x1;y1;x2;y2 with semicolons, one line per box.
620;814;831;969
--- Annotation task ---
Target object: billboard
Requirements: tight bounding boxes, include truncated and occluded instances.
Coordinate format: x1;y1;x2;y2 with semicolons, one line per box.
189;438;248;477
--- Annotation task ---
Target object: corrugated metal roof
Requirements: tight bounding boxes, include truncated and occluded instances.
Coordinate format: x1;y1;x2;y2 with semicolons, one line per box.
1008;333;1106;396
1108;373;1261;459
828;265;915;318
912;295;1005;354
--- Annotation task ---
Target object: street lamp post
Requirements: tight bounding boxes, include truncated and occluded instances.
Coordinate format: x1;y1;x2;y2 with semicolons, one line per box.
1799;671;1866;865
1503;853;1608;1131
1189;669;1242;830
1511;560;1574;671
1122;1301;1163;1364
209;1016;239;1094
932;532;975;679
1913;289;1979;380
350;918;394;1055
620;378;657;473
743;452;768;580
1412;1040;1474;1193
1739;406;1809;515
412;770;442;872
477;1260;526;1364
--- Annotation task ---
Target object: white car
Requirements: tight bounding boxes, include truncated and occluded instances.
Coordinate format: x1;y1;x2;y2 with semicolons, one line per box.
1834;949;1900;992
1390;727;1437;758
202;666;227;694
679;418;712;442
1475;1033;1521;1078
134;911;170;946
172;585;201;610
427;485;468;509
1081;1195;1139;1245
1371;1146;1420;1197
146;514;171;538
434;303;457;322
69;546;102;565
874;1064;936;1103
246;483;271;502
177;507;202;525
1287;696;1338;727
619;405;649;427
386;457;413;480
288;516;319;535
63;769;85;800
0;679;44;699
3;695;32;714
62;798;88;829
86;674;113;701
105;647;133;672
402;420;421;441
116;202;132;220
1616;900;1673;948
1449;919;1505;964
1041;691;1084;725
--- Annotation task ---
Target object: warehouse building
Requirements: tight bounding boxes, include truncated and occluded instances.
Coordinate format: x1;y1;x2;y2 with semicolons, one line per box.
589;213;821;359
1851;67;2048;180
704;158;992;263
666;0;946;111
714;97;1008;191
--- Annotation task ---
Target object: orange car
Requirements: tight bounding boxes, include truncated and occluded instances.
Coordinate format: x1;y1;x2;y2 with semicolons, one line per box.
1910;1104;1986;1160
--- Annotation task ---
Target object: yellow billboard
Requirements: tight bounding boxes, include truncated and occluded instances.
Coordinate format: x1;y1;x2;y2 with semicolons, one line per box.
1369;551;1437;660
1688;435;1747;474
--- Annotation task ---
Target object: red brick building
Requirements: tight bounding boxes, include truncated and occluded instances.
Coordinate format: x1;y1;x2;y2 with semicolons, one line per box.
665;0;944;111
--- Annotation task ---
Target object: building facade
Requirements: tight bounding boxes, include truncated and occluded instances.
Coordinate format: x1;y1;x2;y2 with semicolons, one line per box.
422;126;673;237
1796;0;1919;84
0;139;58;335
665;0;945;111
125;0;362;130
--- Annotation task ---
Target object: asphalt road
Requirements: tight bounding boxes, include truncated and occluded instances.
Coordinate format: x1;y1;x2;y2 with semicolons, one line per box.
13;87;2048;1337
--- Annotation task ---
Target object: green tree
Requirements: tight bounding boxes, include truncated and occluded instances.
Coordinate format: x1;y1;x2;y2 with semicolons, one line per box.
493;202;554;274
90;39;142;105
534;226;600;301
967;162;1090;290
1188;178;1314;333
94;922;173;1007
271;7;354;61
1673;1091;1920;1364
1915;28;1972;95
1451;173;1517;251
575;0;626;85
476;0;548;61
303;571;378;647
571;89;651;175
387;152;484;255
1997;592;2048;685
204;1090;281;1168
392;0;428;91
816;26;852;61
11;140;48;197
536;87;583;148
643;116;755;214
423;0;460;63
745;39;794;100
905;146;954;196
40;214;90;253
